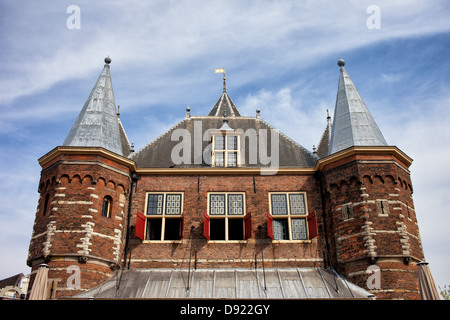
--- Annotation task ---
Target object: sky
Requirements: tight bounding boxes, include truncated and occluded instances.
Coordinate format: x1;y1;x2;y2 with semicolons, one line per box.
1;0;449;295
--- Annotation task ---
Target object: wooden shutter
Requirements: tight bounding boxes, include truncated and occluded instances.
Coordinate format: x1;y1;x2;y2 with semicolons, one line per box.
135;211;146;240
307;210;318;240
244;212;252;240
203;212;210;240
179;213;185;239
267;212;274;240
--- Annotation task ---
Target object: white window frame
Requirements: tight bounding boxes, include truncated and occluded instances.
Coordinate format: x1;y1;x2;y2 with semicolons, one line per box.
144;192;184;242
207;192;246;242
211;132;242;168
269;192;309;241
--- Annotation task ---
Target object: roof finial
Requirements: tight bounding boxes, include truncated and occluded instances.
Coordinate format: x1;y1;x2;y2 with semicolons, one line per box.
326;109;331;121
337;59;345;67
215;68;226;92
105;56;111;65
186;106;191;118
117;105;120;118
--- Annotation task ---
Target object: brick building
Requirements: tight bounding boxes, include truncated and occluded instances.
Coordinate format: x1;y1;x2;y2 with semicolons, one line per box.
26;58;425;299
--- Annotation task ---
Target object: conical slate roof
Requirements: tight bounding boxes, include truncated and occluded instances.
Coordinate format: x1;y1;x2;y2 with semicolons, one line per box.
328;60;387;155
63;58;126;156
316;111;332;158
208;91;241;117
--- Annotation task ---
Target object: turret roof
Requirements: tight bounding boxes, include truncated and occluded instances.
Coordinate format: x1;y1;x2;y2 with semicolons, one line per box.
63;58;127;156
328;60;387;155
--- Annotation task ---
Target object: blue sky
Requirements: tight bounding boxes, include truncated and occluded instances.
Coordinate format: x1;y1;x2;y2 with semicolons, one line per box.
1;0;450;293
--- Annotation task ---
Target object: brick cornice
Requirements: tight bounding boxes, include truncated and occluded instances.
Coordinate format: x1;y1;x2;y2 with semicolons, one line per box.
315;146;413;172
38;146;137;171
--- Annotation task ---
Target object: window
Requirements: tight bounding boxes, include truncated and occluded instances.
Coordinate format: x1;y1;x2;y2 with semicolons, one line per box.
102;196;112;217
43;194;50;216
342;203;354;221
376;199;389;216
144;193;184;241
268;192;308;240
212;134;240;167
204;192;251;241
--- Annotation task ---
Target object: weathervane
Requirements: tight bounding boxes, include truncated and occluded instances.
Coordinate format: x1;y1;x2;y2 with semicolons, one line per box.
215;67;226;92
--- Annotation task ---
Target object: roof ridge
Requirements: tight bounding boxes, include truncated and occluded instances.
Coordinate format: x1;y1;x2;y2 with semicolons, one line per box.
130;118;187;160
258;118;319;160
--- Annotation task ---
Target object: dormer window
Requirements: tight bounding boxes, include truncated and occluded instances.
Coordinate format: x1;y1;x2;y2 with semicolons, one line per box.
212;134;240;167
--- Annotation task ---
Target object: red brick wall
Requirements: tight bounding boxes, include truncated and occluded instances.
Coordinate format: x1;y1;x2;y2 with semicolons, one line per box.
127;173;325;270
321;152;424;299
27;151;132;298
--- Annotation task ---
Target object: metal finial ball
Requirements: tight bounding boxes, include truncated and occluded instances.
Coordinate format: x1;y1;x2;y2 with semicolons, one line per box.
105;57;112;64
337;59;345;67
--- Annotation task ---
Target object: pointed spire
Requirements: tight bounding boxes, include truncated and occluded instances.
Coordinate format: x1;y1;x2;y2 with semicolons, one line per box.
208;69;241;117
328;59;387;155
316;109;333;158
63;57;125;156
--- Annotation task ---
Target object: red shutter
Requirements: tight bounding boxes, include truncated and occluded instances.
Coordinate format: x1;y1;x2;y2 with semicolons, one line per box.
244;212;252;240
179;213;185;239
135;211;146;240
203;212;210;240
307;210;318;240
267;212;274;240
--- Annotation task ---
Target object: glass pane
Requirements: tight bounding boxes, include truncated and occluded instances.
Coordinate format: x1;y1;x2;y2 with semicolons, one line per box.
271;194;287;215
289;193;305;215
147;194;164;215
165;194;182;215
214;135;225;150
227;135;238;150
273;219;288;240
227;152;237;167
291;218;307;240
214;152;224;167
228;194;244;215
210;194;225;215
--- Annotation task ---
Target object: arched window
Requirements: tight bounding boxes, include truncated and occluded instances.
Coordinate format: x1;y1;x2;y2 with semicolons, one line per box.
102;196;112;218
43;194;50;216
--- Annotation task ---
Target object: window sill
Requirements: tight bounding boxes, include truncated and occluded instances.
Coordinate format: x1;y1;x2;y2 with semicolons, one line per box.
270;240;312;244
207;240;248;244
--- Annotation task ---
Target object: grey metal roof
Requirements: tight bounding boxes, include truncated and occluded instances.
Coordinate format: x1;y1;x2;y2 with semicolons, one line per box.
316;113;332;159
63;62;125;156
130;116;318;168
71;268;373;299
328;63;387;155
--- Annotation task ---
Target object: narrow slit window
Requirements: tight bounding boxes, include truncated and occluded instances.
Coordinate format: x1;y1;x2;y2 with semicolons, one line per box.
102;196;112;217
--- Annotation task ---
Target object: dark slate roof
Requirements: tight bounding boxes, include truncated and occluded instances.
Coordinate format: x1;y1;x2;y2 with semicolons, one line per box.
71;268;373;299
208;92;241;117
130;115;318;168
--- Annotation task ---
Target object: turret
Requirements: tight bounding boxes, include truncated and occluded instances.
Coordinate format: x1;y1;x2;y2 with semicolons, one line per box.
27;58;135;298
320;60;425;299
